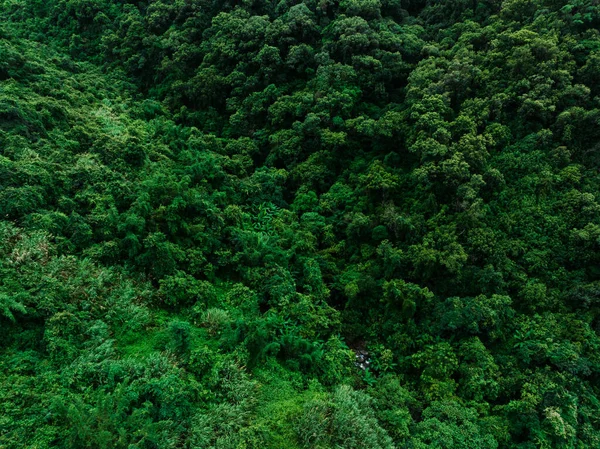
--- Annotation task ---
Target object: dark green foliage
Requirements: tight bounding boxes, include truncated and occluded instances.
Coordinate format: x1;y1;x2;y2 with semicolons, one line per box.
2;0;600;447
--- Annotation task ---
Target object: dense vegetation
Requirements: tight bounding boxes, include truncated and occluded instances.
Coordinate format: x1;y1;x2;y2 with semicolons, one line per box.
2;0;600;447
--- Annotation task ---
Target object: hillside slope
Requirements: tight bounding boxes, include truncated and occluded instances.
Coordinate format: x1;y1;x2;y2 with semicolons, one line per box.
2;1;600;448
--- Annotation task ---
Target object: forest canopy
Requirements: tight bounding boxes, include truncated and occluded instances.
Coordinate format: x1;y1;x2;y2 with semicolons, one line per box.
1;0;600;448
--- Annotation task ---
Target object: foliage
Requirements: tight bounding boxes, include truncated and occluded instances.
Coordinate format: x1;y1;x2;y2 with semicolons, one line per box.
1;0;600;447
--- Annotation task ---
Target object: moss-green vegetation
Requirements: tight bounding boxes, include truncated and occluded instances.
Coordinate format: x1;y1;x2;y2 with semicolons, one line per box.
2;1;600;447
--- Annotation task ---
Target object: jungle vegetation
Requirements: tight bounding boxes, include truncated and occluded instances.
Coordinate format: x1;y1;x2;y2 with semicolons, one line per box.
1;0;600;447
